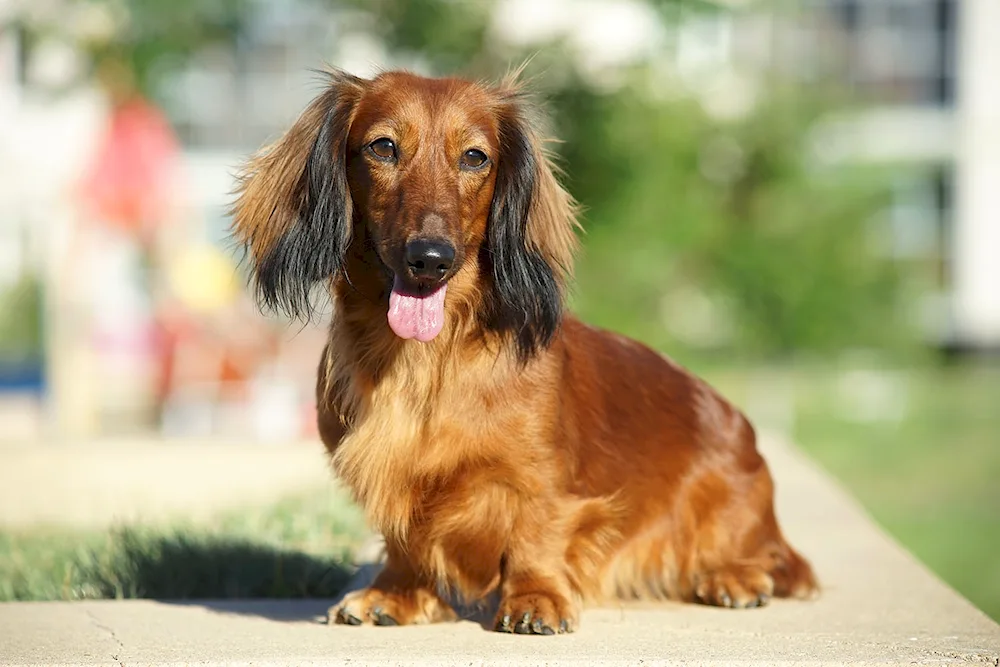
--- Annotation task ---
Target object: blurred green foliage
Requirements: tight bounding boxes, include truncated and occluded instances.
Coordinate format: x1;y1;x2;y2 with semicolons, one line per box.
340;0;496;74
8;0;918;362
0;274;43;362
10;0;245;97
342;0;914;360
565;84;909;360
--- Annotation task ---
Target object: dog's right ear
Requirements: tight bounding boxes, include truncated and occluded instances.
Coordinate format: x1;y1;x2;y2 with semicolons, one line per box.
231;71;365;318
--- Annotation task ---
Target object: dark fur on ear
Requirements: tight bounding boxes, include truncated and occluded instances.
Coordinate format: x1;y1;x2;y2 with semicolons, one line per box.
483;96;578;362
231;71;365;318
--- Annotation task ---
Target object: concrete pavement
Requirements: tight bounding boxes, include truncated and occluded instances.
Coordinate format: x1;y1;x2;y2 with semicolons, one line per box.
0;439;333;528
1;434;998;665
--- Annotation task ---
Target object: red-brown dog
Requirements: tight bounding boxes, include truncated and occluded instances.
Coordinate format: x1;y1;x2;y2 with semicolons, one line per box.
232;69;817;635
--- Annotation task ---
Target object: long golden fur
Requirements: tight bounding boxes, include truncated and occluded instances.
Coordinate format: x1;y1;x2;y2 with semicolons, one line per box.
232;69;817;635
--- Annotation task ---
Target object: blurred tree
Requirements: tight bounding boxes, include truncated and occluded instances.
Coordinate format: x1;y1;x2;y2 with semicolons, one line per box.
5;0;917;362
8;0;245;98
568;79;912;361
337;0;496;75
314;0;917;361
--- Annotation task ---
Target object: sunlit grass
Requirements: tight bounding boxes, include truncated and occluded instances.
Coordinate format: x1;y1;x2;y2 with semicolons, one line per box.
0;486;368;601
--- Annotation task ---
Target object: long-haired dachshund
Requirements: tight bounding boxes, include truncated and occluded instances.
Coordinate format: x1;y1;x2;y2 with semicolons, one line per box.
231;69;817;635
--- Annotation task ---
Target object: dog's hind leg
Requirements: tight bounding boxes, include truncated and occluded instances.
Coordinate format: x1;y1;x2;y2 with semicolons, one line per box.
689;462;819;609
691;539;818;608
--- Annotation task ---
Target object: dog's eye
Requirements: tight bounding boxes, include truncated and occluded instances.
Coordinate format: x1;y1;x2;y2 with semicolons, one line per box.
368;138;397;161
460;149;489;170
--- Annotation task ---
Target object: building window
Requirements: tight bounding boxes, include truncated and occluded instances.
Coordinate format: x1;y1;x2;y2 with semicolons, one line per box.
813;0;956;106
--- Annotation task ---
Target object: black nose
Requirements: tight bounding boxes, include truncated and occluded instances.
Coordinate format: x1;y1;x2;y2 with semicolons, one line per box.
405;239;455;281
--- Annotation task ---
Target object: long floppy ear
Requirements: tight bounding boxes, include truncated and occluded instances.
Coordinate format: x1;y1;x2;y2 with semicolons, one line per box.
230;71;365;318
484;88;580;361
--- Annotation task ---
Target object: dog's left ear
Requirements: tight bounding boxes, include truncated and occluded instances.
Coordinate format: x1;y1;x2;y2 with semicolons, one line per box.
485;91;580;361
231;71;365;318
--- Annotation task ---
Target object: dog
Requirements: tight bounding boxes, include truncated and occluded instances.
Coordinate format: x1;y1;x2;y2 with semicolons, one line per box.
231;69;818;635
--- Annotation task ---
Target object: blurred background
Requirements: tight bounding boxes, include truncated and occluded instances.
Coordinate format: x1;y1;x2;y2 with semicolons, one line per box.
0;0;996;619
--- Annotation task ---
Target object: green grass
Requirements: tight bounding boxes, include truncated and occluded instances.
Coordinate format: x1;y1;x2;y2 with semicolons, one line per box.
793;363;1000;623
702;360;1000;622
0;487;368;601
1;363;996;625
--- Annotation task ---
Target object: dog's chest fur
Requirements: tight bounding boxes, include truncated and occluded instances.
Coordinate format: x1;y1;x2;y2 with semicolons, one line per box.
325;328;523;526
325;336;537;595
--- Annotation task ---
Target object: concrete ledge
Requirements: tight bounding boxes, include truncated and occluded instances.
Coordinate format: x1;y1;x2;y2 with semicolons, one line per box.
1;435;998;666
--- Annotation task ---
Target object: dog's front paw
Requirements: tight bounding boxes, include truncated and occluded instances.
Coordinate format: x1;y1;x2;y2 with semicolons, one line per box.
494;591;577;635
330;586;456;626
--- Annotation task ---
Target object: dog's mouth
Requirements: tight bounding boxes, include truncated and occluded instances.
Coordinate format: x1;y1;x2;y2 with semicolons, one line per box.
387;274;447;342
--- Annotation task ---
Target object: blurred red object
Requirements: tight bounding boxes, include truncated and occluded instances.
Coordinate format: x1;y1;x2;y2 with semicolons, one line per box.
79;96;181;238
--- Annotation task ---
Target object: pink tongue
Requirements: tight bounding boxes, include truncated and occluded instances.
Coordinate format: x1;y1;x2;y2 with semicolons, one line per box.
387;276;447;342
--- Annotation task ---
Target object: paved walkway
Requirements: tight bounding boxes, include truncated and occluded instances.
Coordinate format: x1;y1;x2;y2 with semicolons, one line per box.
1;435;998;665
0;439;332;528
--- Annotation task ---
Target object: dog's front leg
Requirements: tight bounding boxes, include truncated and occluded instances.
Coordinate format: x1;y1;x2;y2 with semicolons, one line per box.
331;544;457;627
494;514;579;635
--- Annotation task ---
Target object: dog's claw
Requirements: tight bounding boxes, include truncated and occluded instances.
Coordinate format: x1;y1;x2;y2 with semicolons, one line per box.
719;592;732;608
372;607;399;626
533;619;555;635
513;612;533;634
495;614;513;633
559;619;570;634
336;607;362;625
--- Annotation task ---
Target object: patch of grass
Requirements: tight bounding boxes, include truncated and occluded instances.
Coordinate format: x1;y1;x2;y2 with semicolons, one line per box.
792;363;1000;622
702;360;1000;622
0;487;368;601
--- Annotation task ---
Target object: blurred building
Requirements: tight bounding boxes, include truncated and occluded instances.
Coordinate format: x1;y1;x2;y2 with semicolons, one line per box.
0;0;334;442
801;0;1000;351
664;0;997;350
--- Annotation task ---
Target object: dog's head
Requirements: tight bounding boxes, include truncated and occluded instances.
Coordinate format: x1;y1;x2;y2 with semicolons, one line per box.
231;70;578;360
